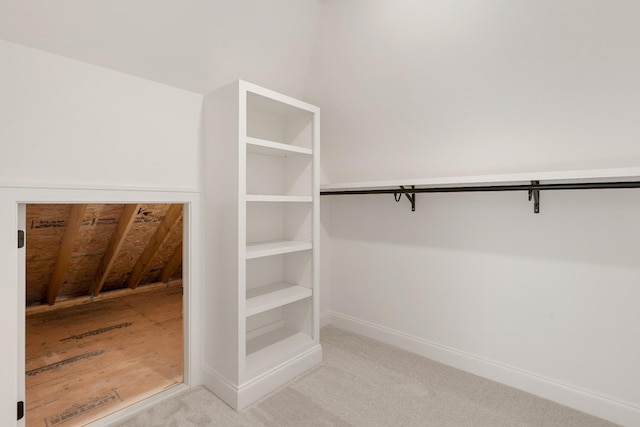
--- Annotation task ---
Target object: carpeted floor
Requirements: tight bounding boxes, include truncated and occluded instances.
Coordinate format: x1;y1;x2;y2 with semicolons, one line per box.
116;326;616;426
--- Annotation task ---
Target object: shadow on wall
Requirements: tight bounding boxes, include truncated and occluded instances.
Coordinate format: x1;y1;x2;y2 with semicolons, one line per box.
325;188;640;269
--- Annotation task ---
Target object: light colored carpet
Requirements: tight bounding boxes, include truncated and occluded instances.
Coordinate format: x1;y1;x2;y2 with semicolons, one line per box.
117;326;616;426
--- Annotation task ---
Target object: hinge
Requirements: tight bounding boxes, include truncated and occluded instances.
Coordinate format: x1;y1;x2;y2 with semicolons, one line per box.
18;230;25;249
17;401;24;420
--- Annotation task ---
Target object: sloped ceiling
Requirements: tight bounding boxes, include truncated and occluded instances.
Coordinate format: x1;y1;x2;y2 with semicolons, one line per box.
0;0;322;96
26;204;183;308
5;0;640;183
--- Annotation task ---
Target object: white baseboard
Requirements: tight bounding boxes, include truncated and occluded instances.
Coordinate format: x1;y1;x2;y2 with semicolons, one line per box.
237;345;322;410
329;311;640;427
202;364;240;410
319;310;332;328
202;345;323;411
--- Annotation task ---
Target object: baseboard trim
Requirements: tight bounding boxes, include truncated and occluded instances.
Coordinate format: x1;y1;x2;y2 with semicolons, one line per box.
329;311;640;426
202;345;323;411
237;345;322;410
319;310;332;328
202;364;239;410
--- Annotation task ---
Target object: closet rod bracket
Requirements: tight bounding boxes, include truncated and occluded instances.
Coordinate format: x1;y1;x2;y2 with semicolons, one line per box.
528;181;540;214
394;186;416;211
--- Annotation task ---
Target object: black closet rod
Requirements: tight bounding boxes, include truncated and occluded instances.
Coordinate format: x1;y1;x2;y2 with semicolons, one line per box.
320;180;640;213
320;180;640;196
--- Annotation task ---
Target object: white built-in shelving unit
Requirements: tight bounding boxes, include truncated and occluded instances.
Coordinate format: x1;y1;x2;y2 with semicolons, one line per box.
203;80;321;410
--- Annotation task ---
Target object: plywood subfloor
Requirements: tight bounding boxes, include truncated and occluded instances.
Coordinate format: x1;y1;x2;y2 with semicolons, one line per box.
25;286;183;426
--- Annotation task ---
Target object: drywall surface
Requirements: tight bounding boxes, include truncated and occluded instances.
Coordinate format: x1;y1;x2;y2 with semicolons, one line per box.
326;191;640;424
0;41;203;424
306;0;640;182
319;197;331;324
0;40;202;190
0;0;323;96
308;1;640;424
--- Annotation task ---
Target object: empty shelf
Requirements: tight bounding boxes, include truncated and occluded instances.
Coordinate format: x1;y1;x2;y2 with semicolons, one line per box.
246;283;312;317
246;327;314;374
320;166;640;192
247;137;312;157
246;195;312;202
246;240;312;259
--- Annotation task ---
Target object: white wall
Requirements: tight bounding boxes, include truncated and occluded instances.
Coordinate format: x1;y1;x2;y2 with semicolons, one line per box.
0;40;202;189
0;41;203;425
307;0;640;182
307;1;640;424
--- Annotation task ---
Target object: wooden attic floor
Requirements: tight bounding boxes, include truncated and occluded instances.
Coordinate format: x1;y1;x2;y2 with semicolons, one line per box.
25;285;183;427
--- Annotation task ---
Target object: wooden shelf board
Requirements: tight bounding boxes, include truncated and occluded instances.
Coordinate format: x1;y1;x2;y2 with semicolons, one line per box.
245;327;314;374
246;137;312;157
246;195;312;203
320;166;640;192
246;283;312;317
246;240;312;259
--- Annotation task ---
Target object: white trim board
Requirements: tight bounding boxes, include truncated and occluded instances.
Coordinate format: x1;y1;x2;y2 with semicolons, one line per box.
88;384;190;426
3;186;203;426
326;311;640;426
321;166;640;192
202;345;322;411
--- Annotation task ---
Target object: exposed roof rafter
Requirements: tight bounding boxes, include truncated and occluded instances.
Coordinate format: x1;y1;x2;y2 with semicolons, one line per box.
90;204;140;297
159;239;183;284
46;204;88;305
128;204;184;290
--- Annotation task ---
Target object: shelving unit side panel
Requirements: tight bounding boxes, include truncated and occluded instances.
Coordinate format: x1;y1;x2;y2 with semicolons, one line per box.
311;109;321;342
203;81;242;382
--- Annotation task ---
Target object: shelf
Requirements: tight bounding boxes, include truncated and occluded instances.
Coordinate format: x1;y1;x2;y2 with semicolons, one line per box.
320;166;640;192
246;195;312;203
246;283;312;317
246;327;314;374
247;137;312;157
246;240;312;259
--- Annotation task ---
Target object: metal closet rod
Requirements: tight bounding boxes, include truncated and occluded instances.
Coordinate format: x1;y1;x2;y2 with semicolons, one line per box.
319;180;640;213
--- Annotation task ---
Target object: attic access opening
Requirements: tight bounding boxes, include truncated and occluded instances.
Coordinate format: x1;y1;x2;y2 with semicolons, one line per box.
23;203;184;426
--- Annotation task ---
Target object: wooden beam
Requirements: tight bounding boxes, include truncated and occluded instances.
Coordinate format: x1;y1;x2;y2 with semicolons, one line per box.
47;204;88;305
128;204;183;290
90;204;140;297
27;279;182;315
159;240;183;283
